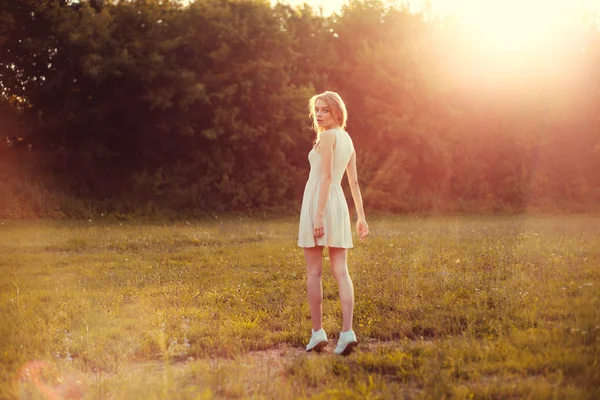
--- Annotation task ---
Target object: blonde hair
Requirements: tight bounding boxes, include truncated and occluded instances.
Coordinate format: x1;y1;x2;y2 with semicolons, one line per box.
308;91;348;138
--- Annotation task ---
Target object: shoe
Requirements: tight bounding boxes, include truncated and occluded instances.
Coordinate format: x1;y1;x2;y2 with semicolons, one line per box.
305;328;328;352
334;330;358;356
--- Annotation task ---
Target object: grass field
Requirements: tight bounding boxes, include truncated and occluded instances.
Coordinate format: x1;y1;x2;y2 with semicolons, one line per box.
1;215;599;399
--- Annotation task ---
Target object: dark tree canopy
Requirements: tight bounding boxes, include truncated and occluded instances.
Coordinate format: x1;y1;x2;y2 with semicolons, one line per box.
1;0;599;217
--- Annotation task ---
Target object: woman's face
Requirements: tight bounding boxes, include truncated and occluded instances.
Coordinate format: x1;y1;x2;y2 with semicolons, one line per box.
315;99;338;130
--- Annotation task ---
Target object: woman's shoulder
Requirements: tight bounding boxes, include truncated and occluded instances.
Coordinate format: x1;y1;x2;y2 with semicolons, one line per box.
319;129;338;142
321;127;348;138
320;128;338;136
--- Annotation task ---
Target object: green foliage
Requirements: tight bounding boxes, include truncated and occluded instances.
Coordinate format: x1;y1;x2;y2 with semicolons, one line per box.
0;0;599;214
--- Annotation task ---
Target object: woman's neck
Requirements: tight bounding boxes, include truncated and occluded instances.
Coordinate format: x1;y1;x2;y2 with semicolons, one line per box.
320;125;340;133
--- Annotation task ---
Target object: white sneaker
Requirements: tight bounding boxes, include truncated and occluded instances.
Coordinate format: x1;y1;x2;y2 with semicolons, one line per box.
305;328;328;352
334;330;358;355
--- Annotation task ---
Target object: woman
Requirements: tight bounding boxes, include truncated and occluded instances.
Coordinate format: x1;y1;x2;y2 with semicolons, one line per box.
298;91;369;355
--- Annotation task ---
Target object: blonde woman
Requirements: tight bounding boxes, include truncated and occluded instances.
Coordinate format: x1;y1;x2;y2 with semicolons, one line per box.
298;91;369;355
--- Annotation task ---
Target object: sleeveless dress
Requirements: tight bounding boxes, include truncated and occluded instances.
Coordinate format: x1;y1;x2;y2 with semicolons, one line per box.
298;128;354;249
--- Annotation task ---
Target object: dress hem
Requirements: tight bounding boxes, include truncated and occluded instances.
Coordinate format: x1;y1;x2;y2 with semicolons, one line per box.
298;244;354;249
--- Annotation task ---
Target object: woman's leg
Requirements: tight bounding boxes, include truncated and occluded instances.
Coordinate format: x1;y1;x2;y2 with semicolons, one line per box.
304;246;324;331
329;247;354;332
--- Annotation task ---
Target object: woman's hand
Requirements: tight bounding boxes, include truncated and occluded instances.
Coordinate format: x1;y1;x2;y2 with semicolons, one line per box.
356;218;369;241
314;215;325;238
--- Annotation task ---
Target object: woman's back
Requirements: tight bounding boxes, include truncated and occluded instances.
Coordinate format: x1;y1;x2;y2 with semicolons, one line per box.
308;128;354;185
331;129;354;184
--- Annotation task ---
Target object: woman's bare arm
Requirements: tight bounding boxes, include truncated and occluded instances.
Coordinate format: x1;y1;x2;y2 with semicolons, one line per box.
346;149;369;239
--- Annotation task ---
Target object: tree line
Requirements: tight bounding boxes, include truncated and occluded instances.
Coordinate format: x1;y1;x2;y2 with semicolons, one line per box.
1;0;599;218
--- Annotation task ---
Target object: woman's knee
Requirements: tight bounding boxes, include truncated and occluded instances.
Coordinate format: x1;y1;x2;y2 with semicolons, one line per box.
330;260;349;282
306;264;323;278
331;263;350;281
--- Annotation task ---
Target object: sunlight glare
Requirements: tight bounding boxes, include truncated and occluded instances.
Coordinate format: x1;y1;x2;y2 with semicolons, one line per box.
451;0;576;53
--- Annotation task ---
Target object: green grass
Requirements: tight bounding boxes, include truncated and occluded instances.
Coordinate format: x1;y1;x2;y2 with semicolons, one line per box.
1;215;599;399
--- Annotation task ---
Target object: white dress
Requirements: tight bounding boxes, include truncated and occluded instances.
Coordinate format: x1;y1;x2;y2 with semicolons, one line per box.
298;128;354;248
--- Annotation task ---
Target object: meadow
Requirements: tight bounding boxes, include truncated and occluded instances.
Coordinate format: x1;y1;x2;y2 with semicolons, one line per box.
0;215;599;399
